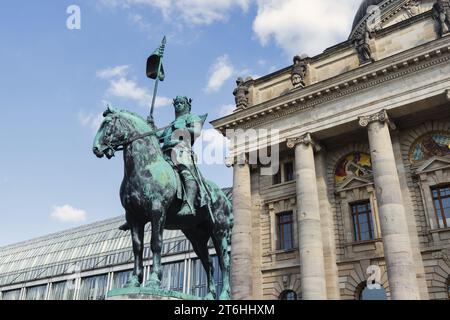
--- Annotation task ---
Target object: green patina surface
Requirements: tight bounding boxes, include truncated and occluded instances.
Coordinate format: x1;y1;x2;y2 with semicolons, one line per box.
107;287;202;300
93;98;233;300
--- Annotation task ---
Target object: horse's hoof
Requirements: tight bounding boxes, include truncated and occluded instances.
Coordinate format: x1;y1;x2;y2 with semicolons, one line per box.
144;274;161;289
204;293;216;301
219;292;231;300
124;275;141;288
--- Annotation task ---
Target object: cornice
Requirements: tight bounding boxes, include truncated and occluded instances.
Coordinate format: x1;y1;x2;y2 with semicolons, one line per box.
212;37;450;134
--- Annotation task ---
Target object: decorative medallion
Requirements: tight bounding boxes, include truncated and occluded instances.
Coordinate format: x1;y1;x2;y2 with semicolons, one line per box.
335;153;373;183
409;131;450;164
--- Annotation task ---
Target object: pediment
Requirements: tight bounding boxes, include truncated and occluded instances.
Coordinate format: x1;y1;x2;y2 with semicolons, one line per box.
415;156;450;174
336;176;373;192
350;0;434;40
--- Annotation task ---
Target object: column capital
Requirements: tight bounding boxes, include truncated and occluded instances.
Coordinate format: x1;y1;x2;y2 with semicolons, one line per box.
225;154;248;167
358;109;396;130
287;133;322;152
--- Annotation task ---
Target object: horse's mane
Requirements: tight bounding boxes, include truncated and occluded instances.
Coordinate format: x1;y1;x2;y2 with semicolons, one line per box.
117;109;147;122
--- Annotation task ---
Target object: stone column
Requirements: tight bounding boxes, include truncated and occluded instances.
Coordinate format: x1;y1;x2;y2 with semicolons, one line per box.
230;154;253;300
287;134;327;300
391;132;429;300
315;150;341;300
359;110;420;300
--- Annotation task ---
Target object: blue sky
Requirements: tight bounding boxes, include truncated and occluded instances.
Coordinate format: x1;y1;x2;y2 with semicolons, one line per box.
0;0;360;246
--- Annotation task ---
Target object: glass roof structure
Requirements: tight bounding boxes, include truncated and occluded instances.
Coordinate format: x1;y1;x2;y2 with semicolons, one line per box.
0;187;232;289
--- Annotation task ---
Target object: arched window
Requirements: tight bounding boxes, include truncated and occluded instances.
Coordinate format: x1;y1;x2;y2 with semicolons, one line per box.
357;282;387;300
279;290;297;300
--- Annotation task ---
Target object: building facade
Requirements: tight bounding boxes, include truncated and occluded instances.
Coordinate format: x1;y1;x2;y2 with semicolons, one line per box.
212;0;450;300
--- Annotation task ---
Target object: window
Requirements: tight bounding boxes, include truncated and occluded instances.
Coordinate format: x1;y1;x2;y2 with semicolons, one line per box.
279;290;297;300
272;162;295;185
351;201;375;242
162;261;185;293
1;289;21;300
431;185;450;228
190;256;222;299
49;281;75;300
284;162;295;182
79;274;108;300
277;212;294;250
25;285;47;300
112;270;133;290
272;169;282;185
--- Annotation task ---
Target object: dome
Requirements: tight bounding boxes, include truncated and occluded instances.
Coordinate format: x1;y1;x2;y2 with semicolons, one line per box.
351;0;386;31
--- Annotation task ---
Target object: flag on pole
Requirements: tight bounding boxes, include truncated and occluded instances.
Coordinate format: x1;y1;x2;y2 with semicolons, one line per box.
146;36;166;81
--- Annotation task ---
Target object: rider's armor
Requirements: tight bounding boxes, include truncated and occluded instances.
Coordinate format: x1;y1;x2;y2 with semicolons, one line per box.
159;112;208;217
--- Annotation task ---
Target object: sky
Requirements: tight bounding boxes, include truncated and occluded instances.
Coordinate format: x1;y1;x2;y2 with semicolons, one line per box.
0;0;361;246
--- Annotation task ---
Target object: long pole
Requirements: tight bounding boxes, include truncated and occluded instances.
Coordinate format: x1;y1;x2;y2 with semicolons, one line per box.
149;36;166;122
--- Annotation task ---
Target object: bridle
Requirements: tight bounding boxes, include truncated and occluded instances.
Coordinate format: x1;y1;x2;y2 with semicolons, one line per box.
103;116;155;152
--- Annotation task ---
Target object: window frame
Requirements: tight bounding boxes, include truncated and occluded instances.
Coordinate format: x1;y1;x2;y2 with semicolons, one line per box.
431;184;450;229
276;211;294;251
350;200;375;242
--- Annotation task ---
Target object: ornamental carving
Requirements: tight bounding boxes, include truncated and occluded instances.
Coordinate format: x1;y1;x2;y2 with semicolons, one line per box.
287;133;314;149
358;110;395;129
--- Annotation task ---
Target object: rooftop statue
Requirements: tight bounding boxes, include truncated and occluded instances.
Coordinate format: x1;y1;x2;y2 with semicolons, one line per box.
233;77;250;110
433;0;450;37
291;55;309;88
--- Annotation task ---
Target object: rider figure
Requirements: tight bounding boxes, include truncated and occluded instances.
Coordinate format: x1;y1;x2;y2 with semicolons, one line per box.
155;96;207;218
118;96;207;231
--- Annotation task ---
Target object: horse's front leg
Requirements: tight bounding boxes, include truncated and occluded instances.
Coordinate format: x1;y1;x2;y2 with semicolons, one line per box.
145;210;165;288
125;217;144;288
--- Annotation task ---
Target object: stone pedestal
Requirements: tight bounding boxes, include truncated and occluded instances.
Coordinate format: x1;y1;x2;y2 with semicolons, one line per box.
359;110;420;300
287;134;327;300
106;287;201;300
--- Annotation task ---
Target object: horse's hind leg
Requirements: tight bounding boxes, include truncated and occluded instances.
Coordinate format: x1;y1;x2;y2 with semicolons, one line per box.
126;216;144;288
184;228;216;300
146;211;165;288
212;228;231;300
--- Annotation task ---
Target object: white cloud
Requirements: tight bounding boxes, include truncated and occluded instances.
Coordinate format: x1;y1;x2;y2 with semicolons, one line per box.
106;77;152;107
219;104;235;117
253;0;361;56
79;112;103;133
155;96;173;108
96;65;130;79
51;205;87;223
205;55;235;93
99;0;250;25
96;66;171;108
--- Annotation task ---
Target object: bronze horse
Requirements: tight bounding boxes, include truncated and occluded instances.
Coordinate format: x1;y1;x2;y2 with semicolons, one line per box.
93;106;233;300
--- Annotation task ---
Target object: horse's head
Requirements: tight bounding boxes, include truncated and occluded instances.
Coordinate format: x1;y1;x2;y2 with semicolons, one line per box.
93;105;151;159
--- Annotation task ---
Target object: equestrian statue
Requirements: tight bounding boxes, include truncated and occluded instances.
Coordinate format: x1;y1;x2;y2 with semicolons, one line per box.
92;38;233;300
